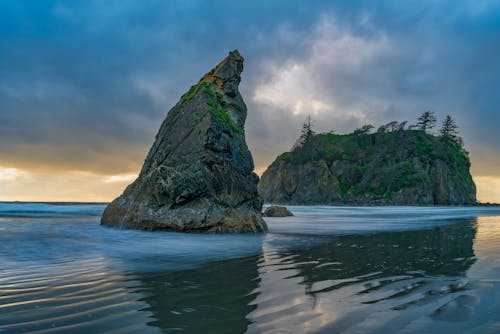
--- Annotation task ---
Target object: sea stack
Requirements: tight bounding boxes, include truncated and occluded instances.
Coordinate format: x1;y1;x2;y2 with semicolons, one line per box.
259;130;476;205
101;50;267;232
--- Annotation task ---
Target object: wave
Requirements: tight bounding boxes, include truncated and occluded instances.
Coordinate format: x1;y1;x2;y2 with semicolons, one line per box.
0;203;106;218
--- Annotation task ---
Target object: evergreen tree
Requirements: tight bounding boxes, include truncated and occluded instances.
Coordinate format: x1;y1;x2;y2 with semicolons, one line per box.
377;124;387;133
353;124;374;135
417;111;437;132
299;115;315;145
398;121;408;131
386;121;399;132
440;115;461;144
292;115;316;150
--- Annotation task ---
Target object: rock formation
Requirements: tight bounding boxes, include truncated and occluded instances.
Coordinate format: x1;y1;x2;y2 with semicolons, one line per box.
101;50;267;232
263;206;294;217
259;130;476;205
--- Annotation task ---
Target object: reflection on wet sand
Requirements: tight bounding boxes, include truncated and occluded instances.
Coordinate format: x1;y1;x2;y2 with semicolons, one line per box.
4;204;499;334
137;255;261;334
0;256;160;334
137;218;477;333
248;218;477;333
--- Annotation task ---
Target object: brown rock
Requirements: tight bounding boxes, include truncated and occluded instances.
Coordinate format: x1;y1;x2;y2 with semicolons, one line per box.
263;206;294;217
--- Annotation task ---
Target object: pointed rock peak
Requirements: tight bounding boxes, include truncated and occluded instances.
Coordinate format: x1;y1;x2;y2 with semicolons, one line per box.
100;49;266;233
201;50;244;97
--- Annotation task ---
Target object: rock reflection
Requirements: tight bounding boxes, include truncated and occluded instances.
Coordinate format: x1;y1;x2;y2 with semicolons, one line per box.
291;218;476;294
248;218;477;333
137;255;261;334
138;219;477;333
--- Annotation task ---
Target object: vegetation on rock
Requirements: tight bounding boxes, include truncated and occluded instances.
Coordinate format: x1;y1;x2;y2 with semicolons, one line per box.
205;84;243;134
440;114;462;146
417;111;437;132
259;113;476;205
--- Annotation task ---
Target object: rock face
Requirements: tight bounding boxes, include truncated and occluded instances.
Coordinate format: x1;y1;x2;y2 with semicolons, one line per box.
259;131;476;205
101;50;267;232
263;206;294;217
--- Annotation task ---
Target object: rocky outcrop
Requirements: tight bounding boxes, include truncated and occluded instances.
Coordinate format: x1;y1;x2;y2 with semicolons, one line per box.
101;50;267;232
263;206;294;217
259;131;476;205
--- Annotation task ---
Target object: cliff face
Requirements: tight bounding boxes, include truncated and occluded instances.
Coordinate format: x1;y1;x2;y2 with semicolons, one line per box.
259;131;476;205
101;50;267;232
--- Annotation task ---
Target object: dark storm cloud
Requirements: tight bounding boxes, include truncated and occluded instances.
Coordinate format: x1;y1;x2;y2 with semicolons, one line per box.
0;0;499;176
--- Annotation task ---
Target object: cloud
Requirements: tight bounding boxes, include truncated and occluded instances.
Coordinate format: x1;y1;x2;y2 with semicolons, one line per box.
0;167;26;181
0;0;499;201
104;174;137;183
253;18;391;124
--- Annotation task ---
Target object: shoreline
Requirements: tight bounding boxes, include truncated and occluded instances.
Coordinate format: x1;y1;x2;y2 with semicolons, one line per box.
0;201;109;205
1;201;499;207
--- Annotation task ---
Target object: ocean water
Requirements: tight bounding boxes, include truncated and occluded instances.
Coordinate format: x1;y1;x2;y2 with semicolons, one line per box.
1;203;500;333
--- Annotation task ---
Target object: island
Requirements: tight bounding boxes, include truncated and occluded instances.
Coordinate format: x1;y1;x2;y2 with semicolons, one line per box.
259;115;476;205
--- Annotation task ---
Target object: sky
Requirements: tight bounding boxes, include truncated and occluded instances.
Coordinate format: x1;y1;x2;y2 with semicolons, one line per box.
0;0;499;202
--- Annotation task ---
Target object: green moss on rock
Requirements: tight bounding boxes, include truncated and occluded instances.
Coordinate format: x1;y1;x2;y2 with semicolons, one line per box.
202;83;243;134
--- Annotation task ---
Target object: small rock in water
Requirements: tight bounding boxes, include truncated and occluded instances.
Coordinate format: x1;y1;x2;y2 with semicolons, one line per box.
263;206;294;217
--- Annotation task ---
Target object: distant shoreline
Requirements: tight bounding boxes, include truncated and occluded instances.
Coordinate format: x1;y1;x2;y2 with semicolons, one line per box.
475;202;500;207
265;202;500;207
0;201;109;205
1;201;499;207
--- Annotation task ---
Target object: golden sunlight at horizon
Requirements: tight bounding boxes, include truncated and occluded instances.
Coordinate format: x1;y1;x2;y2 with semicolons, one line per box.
0;166;136;202
0;166;499;203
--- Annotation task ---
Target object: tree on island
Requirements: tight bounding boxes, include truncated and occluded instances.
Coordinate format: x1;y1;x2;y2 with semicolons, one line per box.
353;124;374;135
440;115;463;146
299;115;315;145
377;124;387;133
292;115;316;150
376;121;407;133
386;121;399;132
417;111;437;132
